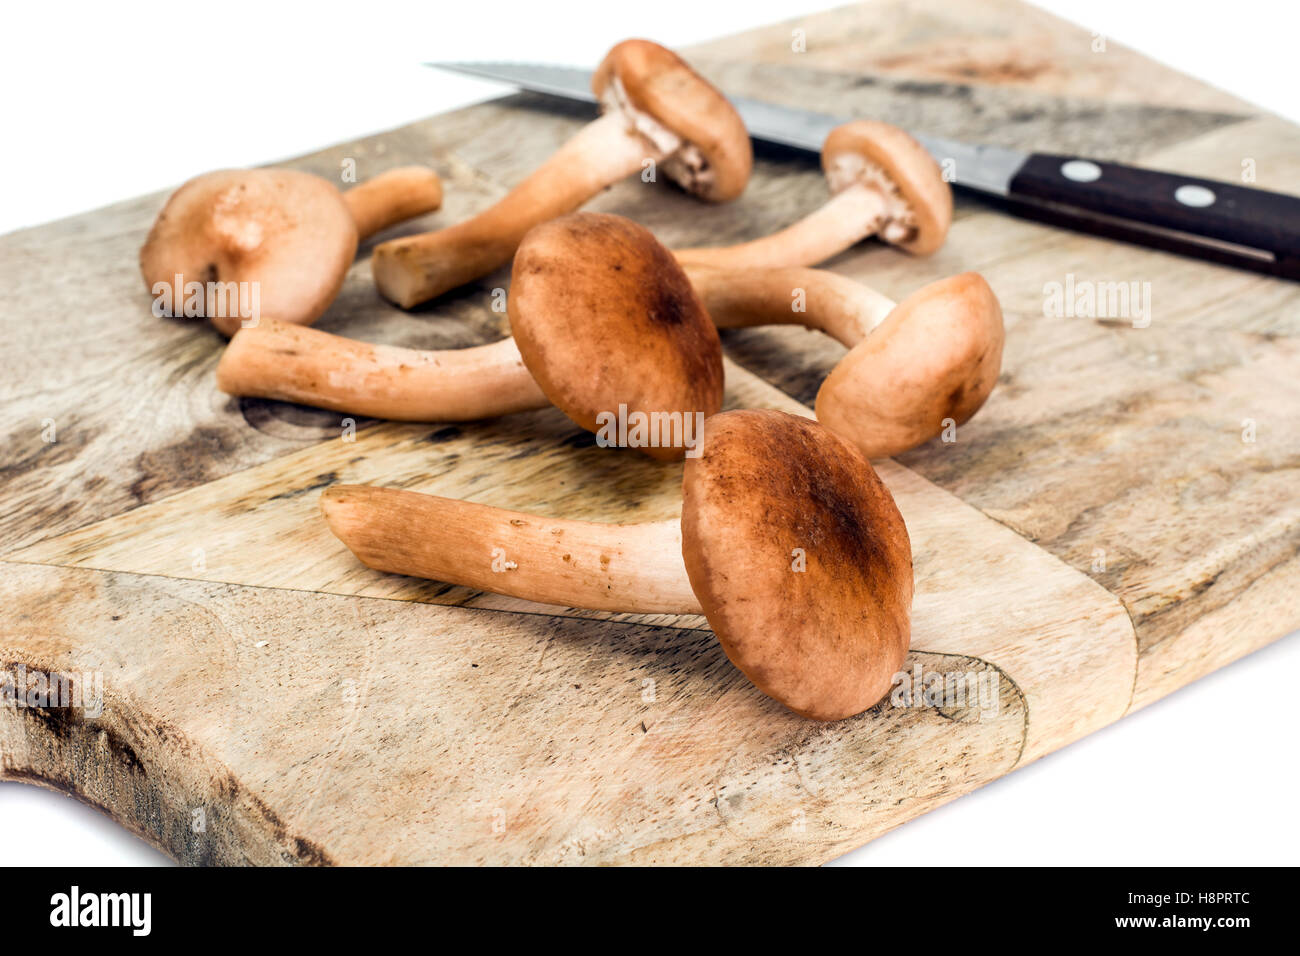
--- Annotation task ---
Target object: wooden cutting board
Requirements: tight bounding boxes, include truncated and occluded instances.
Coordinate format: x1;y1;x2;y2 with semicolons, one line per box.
2;0;1296;865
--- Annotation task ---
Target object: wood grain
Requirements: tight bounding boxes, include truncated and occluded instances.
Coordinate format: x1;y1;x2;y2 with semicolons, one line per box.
1;561;1032;865
2;0;1296;864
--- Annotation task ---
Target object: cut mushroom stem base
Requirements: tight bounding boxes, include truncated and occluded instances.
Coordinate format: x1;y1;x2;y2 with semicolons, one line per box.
373;112;657;308
674;182;888;270
216;319;547;421
321;485;700;614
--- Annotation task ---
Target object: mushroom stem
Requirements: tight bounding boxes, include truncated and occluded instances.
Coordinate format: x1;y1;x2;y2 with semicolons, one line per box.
674;183;887;270
216;319;546;421
321;485;700;614
342;166;445;240
684;264;896;347
373;112;656;309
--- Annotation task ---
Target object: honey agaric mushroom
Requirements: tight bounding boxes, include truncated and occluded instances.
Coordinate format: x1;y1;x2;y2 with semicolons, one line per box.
675;120;951;270
508;213;722;461
321;409;912;721
141;166;444;336
216;213;723;461
685;266;1004;458
371;39;752;309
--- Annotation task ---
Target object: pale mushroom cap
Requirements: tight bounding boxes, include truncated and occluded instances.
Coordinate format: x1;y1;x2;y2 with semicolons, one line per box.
821;120;953;256
681;409;913;721
139;168;358;336
815;273;1004;459
592;39;752;202
509;213;724;461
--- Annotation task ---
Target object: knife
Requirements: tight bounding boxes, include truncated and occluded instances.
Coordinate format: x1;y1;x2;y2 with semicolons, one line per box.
430;60;1300;280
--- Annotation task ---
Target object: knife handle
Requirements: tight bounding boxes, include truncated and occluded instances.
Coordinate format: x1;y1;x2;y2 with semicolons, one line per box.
1006;153;1300;280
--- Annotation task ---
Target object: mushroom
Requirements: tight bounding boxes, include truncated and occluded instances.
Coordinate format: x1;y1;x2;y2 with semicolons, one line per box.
684;265;1003;458
141;166;444;336
371;39;752;309
675;120;952;270
217;212;723;461
507;212;722;460
320;408;912;721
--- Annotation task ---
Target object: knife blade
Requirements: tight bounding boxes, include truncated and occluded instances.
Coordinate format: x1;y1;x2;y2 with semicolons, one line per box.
429;60;1300;279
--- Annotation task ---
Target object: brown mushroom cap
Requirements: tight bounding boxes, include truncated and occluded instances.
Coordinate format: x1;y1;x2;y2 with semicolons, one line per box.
139;168;357;336
815;273;1004;458
681;409;912;720
509;212;724;461
593;39;752;202
821;120;952;256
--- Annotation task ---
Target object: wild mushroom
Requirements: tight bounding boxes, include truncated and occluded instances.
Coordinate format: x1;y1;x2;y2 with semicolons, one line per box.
217;213;723;461
684;266;1004;458
371;39;752;309
141;166;444;336
675;120;951;270
507;212;722;460
320;408;912;721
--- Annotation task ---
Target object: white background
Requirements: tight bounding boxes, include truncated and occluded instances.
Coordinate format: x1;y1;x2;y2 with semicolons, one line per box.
1;0;1296;865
